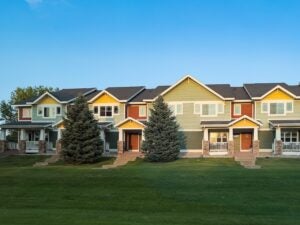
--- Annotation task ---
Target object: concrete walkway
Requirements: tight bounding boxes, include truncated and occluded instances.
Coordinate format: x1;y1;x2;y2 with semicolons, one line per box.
102;152;143;169
234;152;261;169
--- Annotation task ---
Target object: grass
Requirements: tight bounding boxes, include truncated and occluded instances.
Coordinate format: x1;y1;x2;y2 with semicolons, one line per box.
0;156;299;225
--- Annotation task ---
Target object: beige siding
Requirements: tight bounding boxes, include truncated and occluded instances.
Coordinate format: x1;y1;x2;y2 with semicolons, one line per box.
175;102;231;129
163;78;222;101
255;100;300;128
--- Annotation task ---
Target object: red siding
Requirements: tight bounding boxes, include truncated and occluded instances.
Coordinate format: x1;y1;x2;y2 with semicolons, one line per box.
127;105;147;120
231;103;253;118
19;107;31;121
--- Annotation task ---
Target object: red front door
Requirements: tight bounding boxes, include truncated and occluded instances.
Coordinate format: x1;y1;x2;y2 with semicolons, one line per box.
241;133;252;150
129;134;140;150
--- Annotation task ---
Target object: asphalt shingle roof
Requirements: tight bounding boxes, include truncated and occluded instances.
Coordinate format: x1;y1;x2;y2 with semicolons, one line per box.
130;86;170;102
105;86;145;101
207;84;234;98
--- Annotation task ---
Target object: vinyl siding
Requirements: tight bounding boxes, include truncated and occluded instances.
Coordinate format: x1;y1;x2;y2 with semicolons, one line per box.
180;131;203;150
258;131;274;149
255;100;300;128
90;103;125;125
31;104;64;123
106;132;118;149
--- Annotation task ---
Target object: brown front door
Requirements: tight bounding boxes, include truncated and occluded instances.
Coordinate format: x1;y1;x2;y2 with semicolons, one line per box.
129;134;140;150
241;133;252;150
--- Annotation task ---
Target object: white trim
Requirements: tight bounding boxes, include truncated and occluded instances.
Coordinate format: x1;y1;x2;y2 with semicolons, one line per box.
228;115;262;127
259;149;273;152
233;103;241;116
30;92;62;104
115;117;146;128
139;105;147;117
88;90;120;103
254;85;297;100
233;100;252;103
167;102;183;116
157;75;228;101
178;129;203;131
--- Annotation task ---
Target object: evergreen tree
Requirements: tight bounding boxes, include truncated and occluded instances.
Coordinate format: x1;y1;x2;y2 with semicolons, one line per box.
61;95;103;163
142;96;181;162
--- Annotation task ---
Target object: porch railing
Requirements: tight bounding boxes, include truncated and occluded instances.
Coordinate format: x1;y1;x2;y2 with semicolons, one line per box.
209;142;228;152
7;142;18;150
26;141;39;150
283;142;300;152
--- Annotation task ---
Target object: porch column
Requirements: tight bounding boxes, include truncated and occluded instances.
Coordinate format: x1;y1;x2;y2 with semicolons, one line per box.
275;127;283;155
253;127;260;156
0;129;7;152
142;130;145;141
39;128;46;154
118;129;124;154
202;128;209;157
19;129;26;153
228;127;234;157
56;129;63;154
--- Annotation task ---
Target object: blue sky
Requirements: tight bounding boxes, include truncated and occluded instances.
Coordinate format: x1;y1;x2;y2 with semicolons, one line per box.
1;0;300;101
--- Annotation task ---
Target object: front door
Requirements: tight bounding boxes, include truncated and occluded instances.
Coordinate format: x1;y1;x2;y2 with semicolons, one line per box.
241;133;252;150
129;134;140;151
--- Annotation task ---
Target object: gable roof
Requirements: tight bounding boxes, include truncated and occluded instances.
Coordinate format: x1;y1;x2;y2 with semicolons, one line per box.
159;75;233;101
207;84;235;99
14;88;97;106
105;86;145;101
130;86;170;102
228;115;262;127
231;87;251;100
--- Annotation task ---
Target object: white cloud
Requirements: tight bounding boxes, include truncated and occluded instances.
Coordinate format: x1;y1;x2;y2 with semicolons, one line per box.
25;0;43;8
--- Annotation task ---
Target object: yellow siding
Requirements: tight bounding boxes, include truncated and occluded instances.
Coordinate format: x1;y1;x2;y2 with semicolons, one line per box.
163;77;222;101
231;119;258;128
93;93;119;104
38;96;59;104
118;120;144;129
263;89;293;100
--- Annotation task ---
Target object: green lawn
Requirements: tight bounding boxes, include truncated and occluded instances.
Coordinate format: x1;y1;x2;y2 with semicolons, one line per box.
0;156;300;225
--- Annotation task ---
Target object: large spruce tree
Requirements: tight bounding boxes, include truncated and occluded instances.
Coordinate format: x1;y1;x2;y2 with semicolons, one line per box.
142;96;181;162
61;95;103;163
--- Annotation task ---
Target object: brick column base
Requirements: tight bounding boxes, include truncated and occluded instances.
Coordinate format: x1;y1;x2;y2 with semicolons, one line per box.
228;141;234;156
274;140;283;155
39;141;46;154
253;140;260;157
18;140;26;154
118;141;124;155
0;141;7;153
56;140;62;154
202;141;209;156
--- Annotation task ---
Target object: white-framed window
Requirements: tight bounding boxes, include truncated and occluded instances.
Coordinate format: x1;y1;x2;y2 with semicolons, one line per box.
261;101;294;115
233;104;241;115
94;105;119;117
261;102;268;113
202;104;217;116
286;102;293;112
22;108;32;118
168;103;183;116
281;131;298;143
194;103;201;114
139;105;146;117
37;105;60;118
210;132;228;143
218;103;224;114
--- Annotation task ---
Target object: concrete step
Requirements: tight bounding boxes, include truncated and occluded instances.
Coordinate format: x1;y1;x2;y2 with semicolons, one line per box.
101;152;142;169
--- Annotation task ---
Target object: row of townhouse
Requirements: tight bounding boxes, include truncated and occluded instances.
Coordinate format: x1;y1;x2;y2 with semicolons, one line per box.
1;75;300;157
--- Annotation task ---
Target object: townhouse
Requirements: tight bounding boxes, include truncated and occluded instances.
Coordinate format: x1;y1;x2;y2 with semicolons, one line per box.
0;75;300;157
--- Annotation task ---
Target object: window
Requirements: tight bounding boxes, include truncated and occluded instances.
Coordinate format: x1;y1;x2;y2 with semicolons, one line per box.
139;105;146;117
56;106;61;115
202;104;216;116
262;102;268;113
270;103;285;115
37;107;43;116
114;106;119;115
100;106;112;117
233;104;241;115
44;107;50;118
168;103;183;116
93;106;98;114
194;103;201;114
22;108;31;118
281;131;298;143
286;102;293;112
210;132;228;143
218;103;224;114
